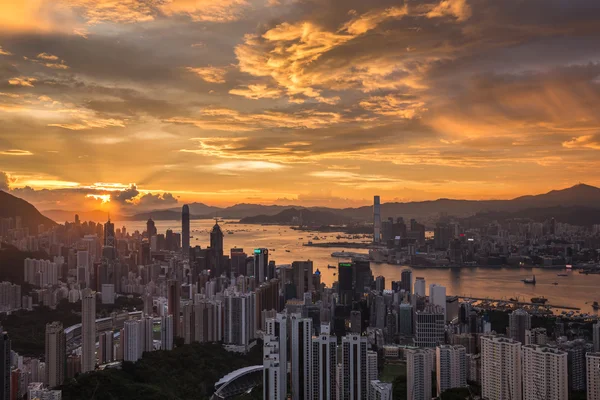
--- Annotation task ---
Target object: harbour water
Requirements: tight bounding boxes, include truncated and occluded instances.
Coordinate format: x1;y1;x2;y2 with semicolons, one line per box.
116;219;600;312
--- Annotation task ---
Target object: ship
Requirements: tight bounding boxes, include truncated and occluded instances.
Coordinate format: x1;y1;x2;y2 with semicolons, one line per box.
557;273;568;277
531;296;548;304
522;275;536;284
552;282;559;285
327;265;337;269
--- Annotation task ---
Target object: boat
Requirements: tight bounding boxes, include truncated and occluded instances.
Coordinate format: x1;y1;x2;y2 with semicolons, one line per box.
522;275;536;284
557;273;568;277
285;250;291;253
327;265;337;269
531;297;548;304
593;301;600;311
552;282;559;285
509;297;519;302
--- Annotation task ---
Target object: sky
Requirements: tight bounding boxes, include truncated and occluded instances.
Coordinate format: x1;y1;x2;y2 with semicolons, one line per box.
1;0;600;213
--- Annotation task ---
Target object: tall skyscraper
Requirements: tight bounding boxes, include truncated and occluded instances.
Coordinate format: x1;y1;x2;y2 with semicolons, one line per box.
98;331;114;364
522;345;568;400
509;309;531;344
481;335;522;400
224;292;255;348
168;280;181;338
428;284;446;320
312;333;337;400
375;276;385;293
594;322;600;353
123;320;141;362
291;314;312;400
414;277;426;297
45;322;65;388
399;302;413;337
436;345;467;395
210;221;224;255
373;196;381;243
415;304;445;348
81;288;96;373
146;218;157;238
341;333;368;400
161;315;173;351
586;353;600;400
265;314;288;400
338;262;353;305
524;328;547;345
182;205;190;258
401;269;412;294
366;350;378;398
264;336;285;400
0;332;9;400
254;248;269;283
407;348;433;400
292;261;314;297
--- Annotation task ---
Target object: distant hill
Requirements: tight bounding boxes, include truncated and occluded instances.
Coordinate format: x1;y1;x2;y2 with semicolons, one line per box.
0;191;57;233
0;242;50;284
169;202;222;217
239;207;354;225
43;209;120;223
460;205;600;228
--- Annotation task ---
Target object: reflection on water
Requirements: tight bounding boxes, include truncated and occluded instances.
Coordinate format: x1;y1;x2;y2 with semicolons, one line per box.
116;219;600;312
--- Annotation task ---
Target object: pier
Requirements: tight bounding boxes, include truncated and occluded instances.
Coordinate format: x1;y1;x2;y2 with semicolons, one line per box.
457;296;581;311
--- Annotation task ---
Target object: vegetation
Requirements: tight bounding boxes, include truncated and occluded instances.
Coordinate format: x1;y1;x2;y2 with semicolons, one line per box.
0;243;50;284
441;387;471;399
61;342;263;400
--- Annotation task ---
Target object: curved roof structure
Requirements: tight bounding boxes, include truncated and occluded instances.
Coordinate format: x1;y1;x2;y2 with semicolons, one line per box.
213;365;263;400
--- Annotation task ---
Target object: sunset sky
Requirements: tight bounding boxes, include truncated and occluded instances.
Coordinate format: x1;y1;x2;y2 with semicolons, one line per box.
1;0;599;212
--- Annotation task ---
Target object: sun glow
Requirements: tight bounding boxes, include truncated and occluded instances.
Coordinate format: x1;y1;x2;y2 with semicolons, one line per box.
86;194;111;204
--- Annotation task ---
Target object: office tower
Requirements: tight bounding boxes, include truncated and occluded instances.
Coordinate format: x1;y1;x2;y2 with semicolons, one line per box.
45;322;65;388
436;345;467;395
522;345;568;400
557;339;590;392
508;309;531;344
372;295;386;329
98;331;114;364
230;248;247;277
369;380;392;400
375;276;385;293
312;334;337;400
210;221;224;255
414;277;426;297
399;302;413;336
401;269;412;294
366;351;378;398
183;303;193;344
146;218;157;238
265;314;288;399
291;314;312;400
428;284;446;320
0;332;9;400
253;248;269;283
350;310;362;334
103;217;115;247
341;334;368;400
142;316;153;353
167;280;181;338
587;353;600;400
224;292;255;348
594;322;600;353
524;328;547;345
415;304;445;347
161;315;173;351
481;335;522;400
101;284;114;304
123;320;141;362
81;288;96;373
407;348;433;400
373;196;381;243
292;261;314;297
338;262;353;305
264;335;284;400
353;260;373;297
182;205;190;257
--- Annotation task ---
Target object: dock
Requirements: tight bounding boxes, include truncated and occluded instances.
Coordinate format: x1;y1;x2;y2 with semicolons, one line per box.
457;296;580;311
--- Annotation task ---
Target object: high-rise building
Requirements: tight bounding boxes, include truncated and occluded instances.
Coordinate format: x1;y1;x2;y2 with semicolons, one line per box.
367;350;378;398
400;269;412;294
341;334;368;400
254;248;269;284
399;302;413;337
594;323;600;353
224;292;255;348
161;315;173;351
264;336;285;400
123;320;141;362
210;221;224;256
98;331;114;364
45;322;65;388
414;277;426;297
436;345;467;395
407;348;433;400
182;205;190;258
369;380;392;400
292;261;314;297
350;310;362;334
311;333;337;400
524;328;547;345
338;262;353;305
481;335;522;400
586;353;600;400
265;314;288;400
522;345;568;400
428;284;446;320
375;276;385;293
509;309;531;344
167;280;181;338
291;314;312;400
557;339;591;392
0;332;9;400
142;316;153;353
415;304;445;347
146;218;157;238
81;288;96;373
373;196;381;243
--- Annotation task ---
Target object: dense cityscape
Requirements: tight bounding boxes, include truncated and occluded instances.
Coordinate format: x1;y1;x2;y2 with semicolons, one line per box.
0;191;599;399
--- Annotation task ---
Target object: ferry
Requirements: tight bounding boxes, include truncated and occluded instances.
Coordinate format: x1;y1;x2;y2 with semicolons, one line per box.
557;273;568;277
327;265;337;269
522;275;536;284
531;297;548;304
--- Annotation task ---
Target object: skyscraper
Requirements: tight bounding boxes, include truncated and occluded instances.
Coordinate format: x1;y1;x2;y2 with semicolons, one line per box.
373;196;381;243
0;332;9;400
182;205;190;258
265;314;288;400
594;322;600;353
224;292;255;348
407;348;433;400
399;302;413;337
509;309;531;344
436;345;467;395
338;262;353;305
312;333;337;400
146;218;157;238
522;345;568;400
481;335;522;400
291;314;312;400
292;260;314;297
401;269;412;294
415;304;445;348
429;284;447;320
264;335;285;400
81;288;96;373
254;248;269;283
123;320;141;362
161;315;173;351
375;276;385;293
98;331;114;364
341;333;368;400
586;353;600;400
366;350;378;398
168;279;181;338
45;322;66;388
210;221;224;256
414;277;426;297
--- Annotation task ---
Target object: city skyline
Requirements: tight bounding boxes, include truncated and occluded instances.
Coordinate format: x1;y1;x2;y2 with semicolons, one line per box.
1;0;600;211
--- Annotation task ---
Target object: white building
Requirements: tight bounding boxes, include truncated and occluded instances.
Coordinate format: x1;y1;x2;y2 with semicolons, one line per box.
223;292;255;348
101;284;115;305
45;321;65;388
414;277;426;297
311;333;337;400
341;334;368;400
522;345;568;400
369;380;392;400
587;352;600;400
160;315;173;351
266;314;288;400
264;336;284;400
28;385;62;400
415;304;445;348
407;348;433;400
291;314;312;400
367;351;378;398
123;319;141;361
481;335;522;400
525;328;547;345
428;284;446;320
81;288;96;373
436;345;467;395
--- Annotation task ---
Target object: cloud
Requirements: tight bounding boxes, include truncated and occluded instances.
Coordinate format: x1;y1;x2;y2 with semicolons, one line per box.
426;0;472;22
229;84;282;99
112;184;139;204
159;0;250;22
0;149;34;156
359;94;427;118
136;192;179;208
0;172;10;191
562;135;600;150
37;52;59;61
8;77;37;87
186;66;228;83
210;161;287;173
0;47;12;56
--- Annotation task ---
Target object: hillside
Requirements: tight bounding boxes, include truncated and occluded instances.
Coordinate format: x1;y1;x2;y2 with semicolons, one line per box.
460;206;600;228
0;243;49;284
0;190;56;233
239;207;354;225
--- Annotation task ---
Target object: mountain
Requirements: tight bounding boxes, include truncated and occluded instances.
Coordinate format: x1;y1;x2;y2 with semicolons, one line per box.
43;209;121;223
511;183;600;208
0;191;56;233
125;210;187;221
460;205;600;227
239;208;354;225
215;204;298;219
169;202;222;217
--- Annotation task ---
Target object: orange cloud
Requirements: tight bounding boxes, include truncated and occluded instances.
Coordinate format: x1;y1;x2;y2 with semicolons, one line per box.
186;66;227;83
